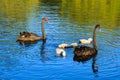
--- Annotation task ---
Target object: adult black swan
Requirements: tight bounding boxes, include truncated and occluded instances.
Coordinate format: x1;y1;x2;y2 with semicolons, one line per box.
17;17;49;42
74;24;100;57
73;24;100;73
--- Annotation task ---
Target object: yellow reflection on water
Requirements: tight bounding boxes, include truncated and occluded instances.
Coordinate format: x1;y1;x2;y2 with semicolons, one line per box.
0;0;40;22
0;0;120;29
60;0;120;29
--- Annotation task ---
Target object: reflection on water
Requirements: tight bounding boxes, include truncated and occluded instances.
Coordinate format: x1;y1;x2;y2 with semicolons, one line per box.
0;0;120;80
73;50;98;73
40;39;50;62
17;40;39;45
0;0;120;28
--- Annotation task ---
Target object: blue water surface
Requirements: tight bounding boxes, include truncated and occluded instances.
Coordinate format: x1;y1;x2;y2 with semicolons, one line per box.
0;0;120;80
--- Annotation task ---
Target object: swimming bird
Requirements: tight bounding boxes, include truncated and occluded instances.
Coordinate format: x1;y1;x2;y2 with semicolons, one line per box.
79;38;93;44
74;24;100;57
17;17;49;42
58;43;70;49
70;43;78;47
56;48;66;57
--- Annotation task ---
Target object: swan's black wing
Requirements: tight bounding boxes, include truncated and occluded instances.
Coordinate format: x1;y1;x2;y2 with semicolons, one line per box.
19;32;39;37
73;45;97;63
17;31;42;42
73;54;93;62
74;45;97;57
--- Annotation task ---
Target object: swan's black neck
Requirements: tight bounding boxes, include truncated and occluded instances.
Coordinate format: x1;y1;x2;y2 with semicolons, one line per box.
41;20;46;39
93;27;97;50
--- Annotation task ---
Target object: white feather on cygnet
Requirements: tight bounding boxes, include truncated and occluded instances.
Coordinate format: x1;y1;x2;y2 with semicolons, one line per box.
56;48;63;55
61;50;66;57
58;43;70;49
70;43;78;47
56;48;66;57
80;38;93;44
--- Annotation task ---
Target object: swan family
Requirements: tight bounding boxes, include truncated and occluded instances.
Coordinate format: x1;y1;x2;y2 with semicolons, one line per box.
74;24;100;57
56;25;100;58
17;18;100;59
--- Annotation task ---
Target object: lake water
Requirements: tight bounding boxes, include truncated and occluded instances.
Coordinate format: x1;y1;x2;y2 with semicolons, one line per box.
0;0;120;80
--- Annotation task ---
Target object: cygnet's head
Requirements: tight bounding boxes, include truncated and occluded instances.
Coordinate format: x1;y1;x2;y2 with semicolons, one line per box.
88;38;93;42
56;48;66;57
56;48;63;55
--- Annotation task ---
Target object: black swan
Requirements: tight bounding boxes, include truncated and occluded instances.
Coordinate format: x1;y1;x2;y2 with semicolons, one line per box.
17;17;49;42
74;24;100;57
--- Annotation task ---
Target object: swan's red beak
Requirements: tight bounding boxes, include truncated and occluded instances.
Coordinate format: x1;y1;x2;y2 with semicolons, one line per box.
45;18;49;23
46;20;49;23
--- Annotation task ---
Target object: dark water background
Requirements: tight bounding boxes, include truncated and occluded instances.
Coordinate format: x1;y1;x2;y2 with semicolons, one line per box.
0;0;120;80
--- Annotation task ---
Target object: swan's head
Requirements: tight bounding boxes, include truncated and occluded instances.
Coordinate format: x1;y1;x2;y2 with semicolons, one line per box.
95;24;100;30
42;17;49;22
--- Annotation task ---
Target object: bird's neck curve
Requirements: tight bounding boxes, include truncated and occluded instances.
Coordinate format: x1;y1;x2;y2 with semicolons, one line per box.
41;20;46;39
93;28;97;50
